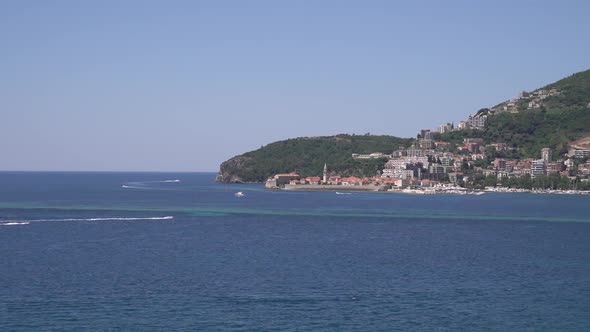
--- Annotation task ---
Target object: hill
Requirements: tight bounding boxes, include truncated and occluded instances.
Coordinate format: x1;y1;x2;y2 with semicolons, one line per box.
216;134;412;183
217;69;590;183
544;69;590;111
441;69;590;158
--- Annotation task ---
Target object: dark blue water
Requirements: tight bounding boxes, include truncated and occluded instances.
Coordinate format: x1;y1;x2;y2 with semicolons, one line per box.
1;172;589;331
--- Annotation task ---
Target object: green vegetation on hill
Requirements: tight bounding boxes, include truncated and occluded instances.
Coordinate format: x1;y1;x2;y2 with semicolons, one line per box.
217;134;412;183
441;69;590;158
441;108;590;158
544;69;590;110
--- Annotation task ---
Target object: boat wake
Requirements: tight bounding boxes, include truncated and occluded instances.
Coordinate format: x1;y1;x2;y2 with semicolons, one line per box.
0;216;173;225
121;185;151;189
122;179;181;189
0;222;31;226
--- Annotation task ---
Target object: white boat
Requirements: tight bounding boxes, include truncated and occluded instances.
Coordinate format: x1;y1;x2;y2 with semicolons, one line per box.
234;192;245;197
335;192;351;195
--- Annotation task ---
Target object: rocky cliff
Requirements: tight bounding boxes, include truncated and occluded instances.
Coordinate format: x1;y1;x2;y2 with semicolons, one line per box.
215;155;256;183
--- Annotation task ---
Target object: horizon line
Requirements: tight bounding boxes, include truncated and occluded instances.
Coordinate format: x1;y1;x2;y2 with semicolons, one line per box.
0;170;218;173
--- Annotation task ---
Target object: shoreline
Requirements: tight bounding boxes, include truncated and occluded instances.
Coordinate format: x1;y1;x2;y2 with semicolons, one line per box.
270;184;590;195
282;184;388;192
483;187;590;195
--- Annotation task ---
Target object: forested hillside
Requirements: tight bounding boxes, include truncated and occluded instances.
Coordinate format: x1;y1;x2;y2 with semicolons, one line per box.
216;134;412;183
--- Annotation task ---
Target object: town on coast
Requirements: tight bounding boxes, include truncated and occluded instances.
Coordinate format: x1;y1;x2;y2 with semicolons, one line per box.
265;88;590;195
264;147;590;195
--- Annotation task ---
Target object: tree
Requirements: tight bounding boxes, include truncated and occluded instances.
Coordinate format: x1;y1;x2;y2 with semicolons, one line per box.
484;175;497;187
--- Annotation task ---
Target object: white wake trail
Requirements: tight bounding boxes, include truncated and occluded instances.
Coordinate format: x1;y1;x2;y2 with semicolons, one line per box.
122;179;181;189
0;216;174;224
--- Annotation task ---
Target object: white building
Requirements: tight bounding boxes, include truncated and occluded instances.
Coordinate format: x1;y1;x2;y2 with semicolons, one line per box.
438;122;454;134
541;148;552;162
570;149;590;159
467;115;487;128
531;159;546;178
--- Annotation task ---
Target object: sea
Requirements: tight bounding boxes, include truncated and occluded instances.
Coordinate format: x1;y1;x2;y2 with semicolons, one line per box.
0;172;589;331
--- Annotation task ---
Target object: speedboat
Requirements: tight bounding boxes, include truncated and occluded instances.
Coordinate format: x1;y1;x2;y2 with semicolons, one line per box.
235;192;245;197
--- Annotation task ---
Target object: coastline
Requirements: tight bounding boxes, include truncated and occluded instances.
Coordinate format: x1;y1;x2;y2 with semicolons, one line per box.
270;184;590;195
483;187;590;195
282;184;388;192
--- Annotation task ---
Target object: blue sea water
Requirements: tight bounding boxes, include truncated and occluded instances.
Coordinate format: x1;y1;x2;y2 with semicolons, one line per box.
0;172;589;331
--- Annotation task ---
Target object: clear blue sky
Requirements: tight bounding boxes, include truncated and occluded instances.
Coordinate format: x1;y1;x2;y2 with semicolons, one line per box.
1;0;589;171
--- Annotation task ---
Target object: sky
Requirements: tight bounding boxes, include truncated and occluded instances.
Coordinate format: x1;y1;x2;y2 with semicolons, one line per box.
1;0;589;172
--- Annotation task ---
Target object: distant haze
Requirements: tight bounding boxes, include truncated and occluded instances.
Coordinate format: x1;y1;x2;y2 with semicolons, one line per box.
1;1;589;171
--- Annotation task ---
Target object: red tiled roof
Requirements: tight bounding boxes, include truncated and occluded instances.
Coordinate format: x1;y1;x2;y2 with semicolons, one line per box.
340;176;362;182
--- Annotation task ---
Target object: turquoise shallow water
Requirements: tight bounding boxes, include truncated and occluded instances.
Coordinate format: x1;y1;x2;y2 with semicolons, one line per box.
1;172;589;331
